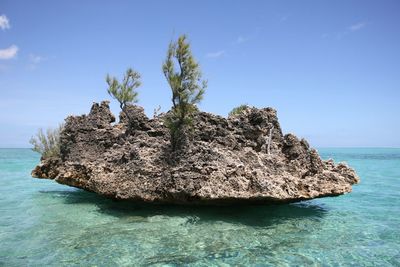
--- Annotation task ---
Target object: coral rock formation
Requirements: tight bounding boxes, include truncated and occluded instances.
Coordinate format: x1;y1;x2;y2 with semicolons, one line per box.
32;101;360;204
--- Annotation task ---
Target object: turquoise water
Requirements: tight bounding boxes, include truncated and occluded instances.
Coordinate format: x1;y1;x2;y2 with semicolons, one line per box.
0;148;399;266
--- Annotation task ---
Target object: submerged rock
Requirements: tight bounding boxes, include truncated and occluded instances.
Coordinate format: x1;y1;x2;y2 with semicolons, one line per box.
32;101;359;204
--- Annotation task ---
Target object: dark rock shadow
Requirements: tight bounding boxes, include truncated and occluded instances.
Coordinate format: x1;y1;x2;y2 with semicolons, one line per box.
39;189;328;227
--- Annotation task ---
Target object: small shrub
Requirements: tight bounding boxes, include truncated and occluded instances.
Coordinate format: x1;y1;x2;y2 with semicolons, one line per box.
30;124;64;159
229;104;249;117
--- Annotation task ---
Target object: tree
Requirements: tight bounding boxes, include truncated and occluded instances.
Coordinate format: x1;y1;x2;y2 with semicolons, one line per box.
162;34;207;149
106;68;141;122
30;124;64;159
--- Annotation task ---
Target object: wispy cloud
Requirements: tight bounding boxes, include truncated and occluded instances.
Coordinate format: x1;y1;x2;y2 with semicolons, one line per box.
206;50;225;59
208;31;258;59
321;33;330;39
29;54;45;64
0;45;18;59
235;28;262;44
0;15;10;30
280;14;290;22
236;36;249;44
322;21;368;40
27;54;46;70
348;22;367;32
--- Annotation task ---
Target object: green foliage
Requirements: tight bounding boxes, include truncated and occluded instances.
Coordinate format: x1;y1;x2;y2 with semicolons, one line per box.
106;68;141;121
29;124;64;159
162;34;207;149
229;104;249;117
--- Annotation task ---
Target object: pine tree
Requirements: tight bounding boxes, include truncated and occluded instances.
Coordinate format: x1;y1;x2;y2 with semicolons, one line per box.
162;35;207;149
106;68;141;122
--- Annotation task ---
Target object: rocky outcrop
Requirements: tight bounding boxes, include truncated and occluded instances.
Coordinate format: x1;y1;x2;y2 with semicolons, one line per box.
32;101;360;204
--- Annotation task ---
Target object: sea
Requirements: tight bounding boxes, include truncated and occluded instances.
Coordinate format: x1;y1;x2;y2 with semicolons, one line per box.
0;148;399;266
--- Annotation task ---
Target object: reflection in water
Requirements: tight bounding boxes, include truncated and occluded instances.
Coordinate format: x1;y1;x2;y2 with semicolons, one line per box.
34;189;328;265
39;189;328;227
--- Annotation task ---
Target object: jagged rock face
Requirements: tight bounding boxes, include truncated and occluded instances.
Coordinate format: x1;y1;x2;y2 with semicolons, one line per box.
32;101;360;204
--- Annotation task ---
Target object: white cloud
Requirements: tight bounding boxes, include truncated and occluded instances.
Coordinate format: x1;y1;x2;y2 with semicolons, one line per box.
349;22;366;32
236;36;249;44
321;33;330;39
0;15;10;30
27;54;46;70
206;50;225;59
280;14;290;22
0;45;18;59
322;22;368;40
29;54;45;64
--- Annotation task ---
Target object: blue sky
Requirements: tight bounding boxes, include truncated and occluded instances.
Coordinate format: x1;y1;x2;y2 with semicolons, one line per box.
0;0;399;147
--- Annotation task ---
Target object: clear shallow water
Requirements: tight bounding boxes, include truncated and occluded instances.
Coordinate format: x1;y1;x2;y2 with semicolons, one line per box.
0;148;399;266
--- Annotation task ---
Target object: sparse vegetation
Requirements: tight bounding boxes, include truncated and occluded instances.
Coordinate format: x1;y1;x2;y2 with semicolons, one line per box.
30;124;64;159
106;68;141;122
153;105;161;118
162;34;207;150
229;104;249;117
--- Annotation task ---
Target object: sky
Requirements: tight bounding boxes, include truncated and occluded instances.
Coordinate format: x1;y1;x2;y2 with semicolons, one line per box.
0;0;399;148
